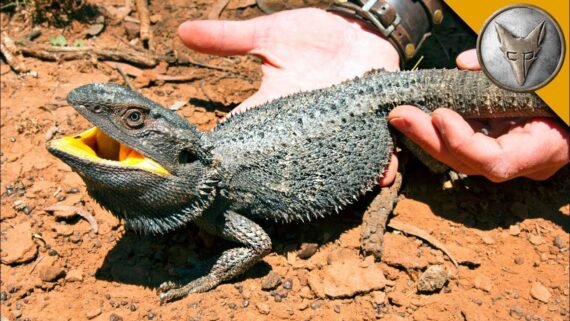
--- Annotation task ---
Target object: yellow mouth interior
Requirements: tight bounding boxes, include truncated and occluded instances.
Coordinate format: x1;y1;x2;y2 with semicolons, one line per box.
49;127;170;176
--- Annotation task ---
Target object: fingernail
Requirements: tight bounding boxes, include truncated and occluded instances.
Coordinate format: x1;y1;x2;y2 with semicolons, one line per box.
389;117;409;133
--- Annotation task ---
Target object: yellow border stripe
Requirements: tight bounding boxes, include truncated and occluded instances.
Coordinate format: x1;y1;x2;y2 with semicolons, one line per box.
445;0;569;125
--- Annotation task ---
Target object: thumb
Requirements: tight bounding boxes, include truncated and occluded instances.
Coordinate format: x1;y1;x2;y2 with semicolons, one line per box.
178;19;265;56
456;49;480;70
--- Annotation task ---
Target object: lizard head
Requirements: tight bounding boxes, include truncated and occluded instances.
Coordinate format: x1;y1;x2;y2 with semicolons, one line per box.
47;83;218;234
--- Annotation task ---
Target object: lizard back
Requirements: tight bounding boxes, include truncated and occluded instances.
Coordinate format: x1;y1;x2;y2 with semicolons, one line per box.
207;69;552;223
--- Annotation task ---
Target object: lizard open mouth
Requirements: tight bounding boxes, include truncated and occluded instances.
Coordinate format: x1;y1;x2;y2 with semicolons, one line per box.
48;127;170;176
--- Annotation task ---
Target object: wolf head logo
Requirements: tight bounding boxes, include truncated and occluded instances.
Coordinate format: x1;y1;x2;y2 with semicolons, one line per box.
495;21;546;85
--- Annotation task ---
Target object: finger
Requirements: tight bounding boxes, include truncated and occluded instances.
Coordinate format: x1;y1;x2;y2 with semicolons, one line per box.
388;105;476;173
456;49;480;70
431;111;562;182
178;19;263;55
379;154;398;186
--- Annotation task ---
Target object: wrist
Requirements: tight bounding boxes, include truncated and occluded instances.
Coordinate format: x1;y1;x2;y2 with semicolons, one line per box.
327;0;443;68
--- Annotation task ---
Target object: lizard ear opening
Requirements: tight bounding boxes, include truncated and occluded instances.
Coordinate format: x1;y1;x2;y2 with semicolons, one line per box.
178;148;199;164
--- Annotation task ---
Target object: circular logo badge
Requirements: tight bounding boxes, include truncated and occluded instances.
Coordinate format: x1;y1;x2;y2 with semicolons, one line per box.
477;5;565;92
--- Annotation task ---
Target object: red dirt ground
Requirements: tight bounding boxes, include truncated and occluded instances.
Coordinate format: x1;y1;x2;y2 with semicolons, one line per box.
1;1;568;321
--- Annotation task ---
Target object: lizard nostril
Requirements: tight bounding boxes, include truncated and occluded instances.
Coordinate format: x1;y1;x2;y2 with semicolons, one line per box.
93;105;102;113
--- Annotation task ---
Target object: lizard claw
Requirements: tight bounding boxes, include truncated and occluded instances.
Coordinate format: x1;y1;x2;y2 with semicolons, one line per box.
157;275;221;303
157;281;178;294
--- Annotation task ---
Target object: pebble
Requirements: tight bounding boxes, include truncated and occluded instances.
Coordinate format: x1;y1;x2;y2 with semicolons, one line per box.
553;235;566;249
509;305;525;318
1;222;38;265
109;314;123;321
261;271;282;291
37;256;65;282
283;278;293;290
514;256;525;265
334;304;341;313
86;23;105;37
12;200;27;211
256;303;270;315
309;255;386;298
509;225;521;236
417;265;449;292
86;308;102;319
297;243;319;259
310;301;322;310
150;14;162;23
65;269;83;282
473;275;493;292
130;304;137;312
66;188;80;194
530;282;551;303
529;235;545;245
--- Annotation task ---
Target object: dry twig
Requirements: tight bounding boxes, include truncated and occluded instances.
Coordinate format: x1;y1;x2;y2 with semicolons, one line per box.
388;220;459;268
43;205;99;234
1;32;28;73
19;45;157;67
208;0;231;19
135;0;152;48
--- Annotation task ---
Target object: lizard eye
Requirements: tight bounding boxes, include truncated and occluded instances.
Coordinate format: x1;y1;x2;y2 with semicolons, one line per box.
123;109;145;128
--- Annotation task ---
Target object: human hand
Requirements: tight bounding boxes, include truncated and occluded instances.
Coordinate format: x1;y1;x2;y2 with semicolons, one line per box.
389;49;569;182
178;8;400;185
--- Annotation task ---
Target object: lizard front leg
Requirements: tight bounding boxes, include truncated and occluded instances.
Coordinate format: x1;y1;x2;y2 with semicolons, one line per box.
158;210;272;303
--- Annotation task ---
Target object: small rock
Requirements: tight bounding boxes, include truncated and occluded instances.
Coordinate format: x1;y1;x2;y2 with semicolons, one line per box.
514;256;525;265
12;200;27;212
509;202;528;219
417;265;449;292
283;278;293;290
310;255;386;298
37;256;65;282
473;275;493;292
256;303;270;315
334;304;341;313
109;313;123;321
86;308;102;319
509;305;525;318
150;14;162;23
1;222;38;265
530;282;551;303
553;235;566;249
297;243;319;259
86;23;105;37
509;225;521;236
529;234;545;245
66;188;80;194
65;269;84;282
261;271;282;291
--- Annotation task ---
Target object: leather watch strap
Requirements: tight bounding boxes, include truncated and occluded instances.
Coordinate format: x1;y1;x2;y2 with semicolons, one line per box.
328;0;444;68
